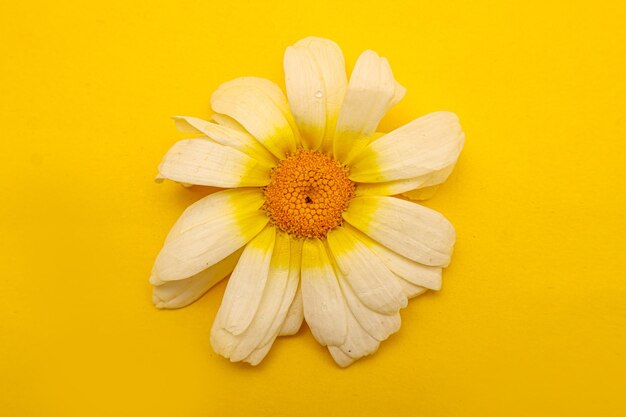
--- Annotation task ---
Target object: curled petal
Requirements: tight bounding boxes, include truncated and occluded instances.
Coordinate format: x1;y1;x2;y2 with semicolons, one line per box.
334;50;402;164
211;77;299;159
151;249;243;309
211;232;301;364
172;116;277;168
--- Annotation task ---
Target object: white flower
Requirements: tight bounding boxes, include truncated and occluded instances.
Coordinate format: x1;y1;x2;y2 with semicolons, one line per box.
150;37;465;367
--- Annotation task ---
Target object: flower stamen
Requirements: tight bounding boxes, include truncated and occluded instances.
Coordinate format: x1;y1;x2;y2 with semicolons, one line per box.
263;150;355;239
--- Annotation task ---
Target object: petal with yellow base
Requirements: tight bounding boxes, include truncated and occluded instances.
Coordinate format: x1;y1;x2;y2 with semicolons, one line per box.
284;37;347;152
301;238;347;346
152;189;268;282
211;77;299;159
157;138;270;187
343;195;455;267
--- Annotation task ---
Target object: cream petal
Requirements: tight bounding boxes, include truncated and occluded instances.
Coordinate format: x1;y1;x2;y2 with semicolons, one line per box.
355;176;429;196
152;189;268;282
151;248;243;309
251;238;302;354
283;47;324;150
301;239;347;346
348;225;442;290
326;261;401;367
333;50;399;164
327;227;407;314
254;239;302;345
387;81;407;111
172;116;277;168
328;346;355;367
401;185;441;201
160;188;253;245
395;277;427;299
157;138;270;187
336;268;401;342
243;342;274;366
343;196;455;267
209;326;239;360
210;234;301;364
210;77;299;159
256;238;303;346
355;163;456;196
210;113;249;133
215;226;276;336
349;112;464;189
226;239;290;359
279;284;303;336
229;233;299;361
284;37;347;151
332;306;380;361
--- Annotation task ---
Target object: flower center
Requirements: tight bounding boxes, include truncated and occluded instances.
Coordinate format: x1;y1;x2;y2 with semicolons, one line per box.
263;149;355;239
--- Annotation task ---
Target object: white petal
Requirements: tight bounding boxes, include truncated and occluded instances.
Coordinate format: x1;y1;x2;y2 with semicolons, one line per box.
349;112;464;191
257;237;303;346
355;175;430;196
354;164;455;196
172;116;277;168
152;189;268;282
211;234;301;364
343;196;456;267
333;50;399;164
210;113;249;132
215;226;276;335
327;262;401;366
301;239;347;346
157;138;270;187
279;284;303;336
229;233;299;361
210;77;299;159
395;277;427;299
284;37;347;151
327;227;407;314
209;325;239;360
336;269;400;342
328;346;355;367
348;225;442;290
401;185;441;201
151;248;242;309
244;342;274;366
332;306;380;361
387;81;406;110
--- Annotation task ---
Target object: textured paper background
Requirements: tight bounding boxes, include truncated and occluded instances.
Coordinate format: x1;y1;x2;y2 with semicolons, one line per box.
1;0;625;415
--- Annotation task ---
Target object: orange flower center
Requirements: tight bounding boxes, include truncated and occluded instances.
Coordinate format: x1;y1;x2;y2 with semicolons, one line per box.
263;150;355;239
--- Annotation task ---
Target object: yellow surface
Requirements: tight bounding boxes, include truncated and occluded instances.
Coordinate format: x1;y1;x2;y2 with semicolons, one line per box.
1;0;625;415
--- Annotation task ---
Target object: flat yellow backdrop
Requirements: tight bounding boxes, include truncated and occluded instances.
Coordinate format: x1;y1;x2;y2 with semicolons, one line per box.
2;0;625;415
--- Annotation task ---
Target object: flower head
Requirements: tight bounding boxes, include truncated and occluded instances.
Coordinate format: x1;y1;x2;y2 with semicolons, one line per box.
151;37;464;367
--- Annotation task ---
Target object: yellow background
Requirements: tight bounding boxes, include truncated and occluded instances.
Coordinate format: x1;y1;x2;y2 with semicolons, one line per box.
1;0;625;415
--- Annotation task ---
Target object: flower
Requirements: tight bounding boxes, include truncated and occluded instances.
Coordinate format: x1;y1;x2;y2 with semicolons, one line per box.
150;37;464;367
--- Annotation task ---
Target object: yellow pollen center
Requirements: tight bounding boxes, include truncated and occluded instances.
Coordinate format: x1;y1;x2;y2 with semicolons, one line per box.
263;150;356;239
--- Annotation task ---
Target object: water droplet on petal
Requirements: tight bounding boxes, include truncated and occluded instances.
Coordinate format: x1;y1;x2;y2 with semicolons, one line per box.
315;90;323;98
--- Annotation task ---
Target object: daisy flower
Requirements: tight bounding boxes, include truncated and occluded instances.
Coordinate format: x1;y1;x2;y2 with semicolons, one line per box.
150;37;464;367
